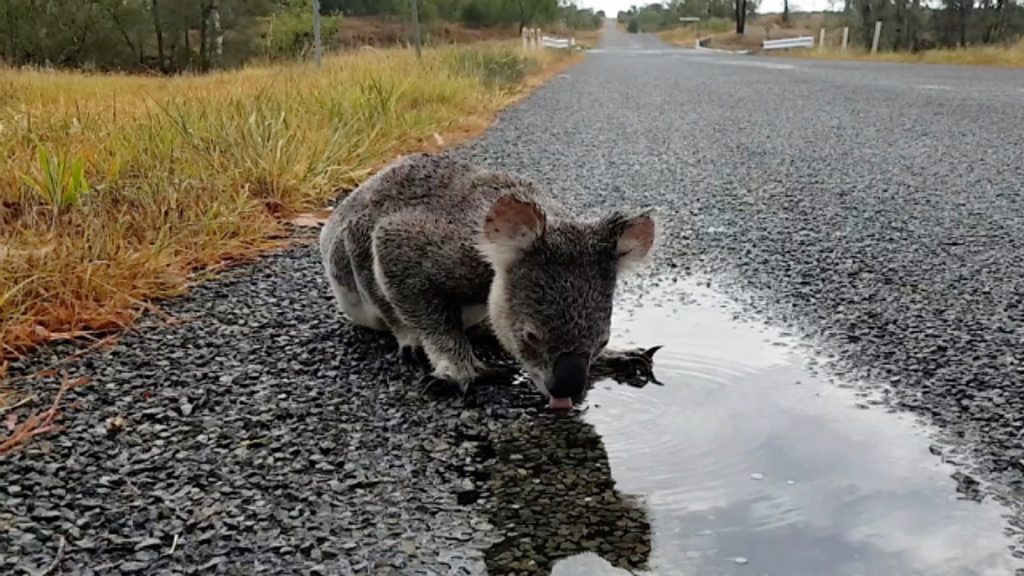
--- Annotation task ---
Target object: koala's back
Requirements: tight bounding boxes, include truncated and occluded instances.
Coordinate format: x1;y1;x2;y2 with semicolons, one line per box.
320;153;561;322
339;153;491;229
336;153;556;232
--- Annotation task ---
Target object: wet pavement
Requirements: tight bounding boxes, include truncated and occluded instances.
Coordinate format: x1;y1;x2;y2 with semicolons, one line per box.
537;275;1024;576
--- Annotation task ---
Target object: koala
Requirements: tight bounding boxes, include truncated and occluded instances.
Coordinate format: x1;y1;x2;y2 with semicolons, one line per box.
319;152;658;409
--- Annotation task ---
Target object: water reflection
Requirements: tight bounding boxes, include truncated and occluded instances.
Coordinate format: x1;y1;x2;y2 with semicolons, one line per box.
484;412;652;574
556;276;1024;576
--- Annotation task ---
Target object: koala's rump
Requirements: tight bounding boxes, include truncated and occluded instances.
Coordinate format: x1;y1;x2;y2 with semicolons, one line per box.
326;153;561;317
329;154;504;308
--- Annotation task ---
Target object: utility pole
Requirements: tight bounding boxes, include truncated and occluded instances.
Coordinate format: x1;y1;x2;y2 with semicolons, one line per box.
410;0;423;58
313;0;323;66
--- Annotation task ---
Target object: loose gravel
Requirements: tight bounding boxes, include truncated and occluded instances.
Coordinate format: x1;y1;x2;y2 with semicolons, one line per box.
4;21;1024;574
1;231;508;575
0;227;657;574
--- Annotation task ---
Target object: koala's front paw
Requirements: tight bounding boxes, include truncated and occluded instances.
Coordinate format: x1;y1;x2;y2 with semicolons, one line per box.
398;344;429;366
593;346;663;387
419;374;481;408
419;365;518;408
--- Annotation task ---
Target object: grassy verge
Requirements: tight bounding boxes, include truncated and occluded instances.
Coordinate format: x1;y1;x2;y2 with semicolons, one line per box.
774;39;1024;68
658;18;735;47
0;43;580;386
571;27;606;49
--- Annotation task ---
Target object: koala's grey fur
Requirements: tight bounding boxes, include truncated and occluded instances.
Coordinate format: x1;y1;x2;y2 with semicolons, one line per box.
319;152;656;400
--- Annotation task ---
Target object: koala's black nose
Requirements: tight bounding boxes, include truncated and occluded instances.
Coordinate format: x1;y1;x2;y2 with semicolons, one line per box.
550;353;588;399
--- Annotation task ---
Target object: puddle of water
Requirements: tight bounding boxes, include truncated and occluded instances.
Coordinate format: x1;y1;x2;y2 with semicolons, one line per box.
545;276;1023;576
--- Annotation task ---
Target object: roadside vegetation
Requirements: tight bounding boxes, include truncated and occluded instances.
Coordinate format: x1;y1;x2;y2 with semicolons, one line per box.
0;0;604;73
623;0;1023;67
0;45;579;364
0;0;602;398
619;0;759;36
783;35;1024;66
658;17;735;46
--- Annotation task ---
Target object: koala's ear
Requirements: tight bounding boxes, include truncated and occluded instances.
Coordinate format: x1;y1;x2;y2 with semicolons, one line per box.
606;208;656;273
479;195;546;268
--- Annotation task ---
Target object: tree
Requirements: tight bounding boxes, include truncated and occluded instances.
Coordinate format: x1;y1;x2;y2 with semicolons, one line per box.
0;0;271;72
735;0;748;33
509;0;558;33
952;0;973;46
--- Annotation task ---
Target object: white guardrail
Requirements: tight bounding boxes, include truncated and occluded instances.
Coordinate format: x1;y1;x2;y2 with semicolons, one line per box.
541;35;574;49
762;36;814;51
522;28;576;50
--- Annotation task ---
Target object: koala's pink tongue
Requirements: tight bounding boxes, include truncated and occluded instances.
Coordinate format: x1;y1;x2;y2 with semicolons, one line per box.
549;397;574;410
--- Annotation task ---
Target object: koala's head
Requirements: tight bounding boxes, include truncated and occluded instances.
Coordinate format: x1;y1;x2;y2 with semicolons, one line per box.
478;194;656;410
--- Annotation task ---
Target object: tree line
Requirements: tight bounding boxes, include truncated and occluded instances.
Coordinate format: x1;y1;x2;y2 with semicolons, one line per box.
325;0;603;33
0;0;309;72
618;0;1023;50
618;1;759;34
0;0;603;73
845;0;1022;50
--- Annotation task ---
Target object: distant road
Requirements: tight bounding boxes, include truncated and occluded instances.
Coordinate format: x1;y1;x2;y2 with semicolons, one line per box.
588;21;1024;103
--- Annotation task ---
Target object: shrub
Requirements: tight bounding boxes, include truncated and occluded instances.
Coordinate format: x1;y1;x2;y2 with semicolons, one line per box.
267;10;343;59
442;46;535;90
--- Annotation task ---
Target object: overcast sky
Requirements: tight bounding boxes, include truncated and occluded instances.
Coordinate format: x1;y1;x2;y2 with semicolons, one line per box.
575;0;836;16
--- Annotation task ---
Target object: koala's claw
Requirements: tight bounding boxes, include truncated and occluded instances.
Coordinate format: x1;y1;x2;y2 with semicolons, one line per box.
399;345;429;366
420;374;463;397
420;375;479;407
474;364;520;386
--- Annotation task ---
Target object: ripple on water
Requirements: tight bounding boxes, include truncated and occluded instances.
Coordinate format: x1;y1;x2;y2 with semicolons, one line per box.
552;276;1024;576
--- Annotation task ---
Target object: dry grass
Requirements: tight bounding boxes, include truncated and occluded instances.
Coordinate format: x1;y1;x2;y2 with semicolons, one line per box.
336;16;523;48
571;27;606;50
671;12;1024;67
332;16;603;51
660;14;845;53
0;43;580;371
778;37;1024;68
0;375;88;456
659;18;735;47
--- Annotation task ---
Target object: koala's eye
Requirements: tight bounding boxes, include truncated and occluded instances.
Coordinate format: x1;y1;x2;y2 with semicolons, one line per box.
598;336;610;350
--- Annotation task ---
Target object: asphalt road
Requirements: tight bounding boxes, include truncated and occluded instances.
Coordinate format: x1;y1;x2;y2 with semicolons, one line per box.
3;19;1024;576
